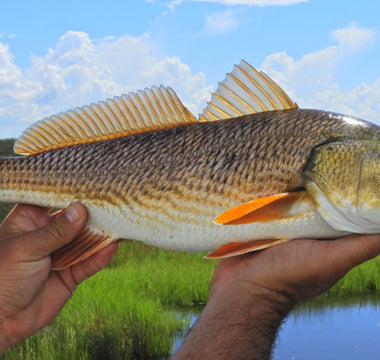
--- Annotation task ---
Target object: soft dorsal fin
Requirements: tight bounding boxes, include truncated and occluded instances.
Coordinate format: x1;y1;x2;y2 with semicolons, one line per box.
14;86;197;155
199;60;298;122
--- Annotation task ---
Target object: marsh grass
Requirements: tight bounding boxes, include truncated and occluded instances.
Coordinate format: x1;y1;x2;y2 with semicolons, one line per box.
326;256;380;296
0;203;13;217
3;238;380;359
0;139;16;157
2;241;216;359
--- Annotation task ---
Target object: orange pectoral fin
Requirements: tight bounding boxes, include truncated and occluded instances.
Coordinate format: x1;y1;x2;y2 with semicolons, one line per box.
51;227;116;270
206;238;288;259
214;191;308;225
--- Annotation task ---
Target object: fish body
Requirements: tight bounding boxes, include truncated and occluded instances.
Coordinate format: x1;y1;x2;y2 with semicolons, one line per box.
1;60;379;269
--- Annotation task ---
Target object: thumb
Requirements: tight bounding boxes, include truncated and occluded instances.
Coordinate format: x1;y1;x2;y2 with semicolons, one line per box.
22;202;88;259
326;234;380;273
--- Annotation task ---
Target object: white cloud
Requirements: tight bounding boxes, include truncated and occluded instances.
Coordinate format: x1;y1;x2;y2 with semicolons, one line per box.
304;80;380;122
94;34;213;114
0;31;213;137
202;10;241;35
332;21;375;52
1;22;379;140
0;42;42;128
261;22;380;124
0;33;18;39
166;0;184;10
163;0;306;10
190;0;307;5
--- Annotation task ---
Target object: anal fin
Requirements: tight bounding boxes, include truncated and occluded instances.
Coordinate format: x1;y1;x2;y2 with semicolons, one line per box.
206;238;288;259
51;227;116;270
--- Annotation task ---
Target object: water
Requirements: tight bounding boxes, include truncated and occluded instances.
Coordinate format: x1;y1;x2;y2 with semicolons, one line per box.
273;299;380;360
171;306;203;356
172;297;380;359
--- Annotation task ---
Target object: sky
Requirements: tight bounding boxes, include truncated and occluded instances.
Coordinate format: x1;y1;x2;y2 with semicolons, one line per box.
1;0;380;139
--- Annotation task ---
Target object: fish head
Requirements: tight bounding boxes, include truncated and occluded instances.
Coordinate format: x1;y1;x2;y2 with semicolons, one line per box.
303;123;380;234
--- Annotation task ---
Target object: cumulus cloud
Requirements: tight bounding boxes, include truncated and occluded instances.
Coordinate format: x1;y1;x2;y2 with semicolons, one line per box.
1;22;379;139
0;31;213;137
202;10;241;35
332;21;375;52
261;22;380;123
303;80;380;123
0;42;42;125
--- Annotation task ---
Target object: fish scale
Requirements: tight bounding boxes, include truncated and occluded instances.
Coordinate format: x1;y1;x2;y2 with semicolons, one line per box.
1;60;379;269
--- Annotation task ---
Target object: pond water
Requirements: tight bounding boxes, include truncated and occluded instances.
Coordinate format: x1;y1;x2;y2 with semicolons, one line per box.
273;297;380;360
171;306;203;356
172;296;380;359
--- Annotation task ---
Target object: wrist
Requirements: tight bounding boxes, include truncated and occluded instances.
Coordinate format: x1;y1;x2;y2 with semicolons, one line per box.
210;279;295;321
176;280;295;360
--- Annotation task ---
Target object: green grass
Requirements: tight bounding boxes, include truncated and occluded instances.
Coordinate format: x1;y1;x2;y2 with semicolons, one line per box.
0;138;16;157
325;256;380;297
3;238;380;359
2;242;216;359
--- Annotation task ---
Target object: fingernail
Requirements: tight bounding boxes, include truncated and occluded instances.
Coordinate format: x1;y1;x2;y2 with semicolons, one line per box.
65;203;82;223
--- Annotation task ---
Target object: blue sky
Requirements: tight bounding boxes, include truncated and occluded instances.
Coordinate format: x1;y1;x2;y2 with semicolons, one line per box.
1;0;380;138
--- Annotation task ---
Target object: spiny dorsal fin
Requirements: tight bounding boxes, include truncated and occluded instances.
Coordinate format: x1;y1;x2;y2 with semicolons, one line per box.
199;60;297;122
14;86;197;155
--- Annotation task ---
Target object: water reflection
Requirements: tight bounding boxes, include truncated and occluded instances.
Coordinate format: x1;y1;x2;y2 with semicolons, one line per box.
171;305;203;356
273;295;380;360
171;296;380;359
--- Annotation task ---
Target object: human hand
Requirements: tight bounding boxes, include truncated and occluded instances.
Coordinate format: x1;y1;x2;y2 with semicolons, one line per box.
212;234;380;307
0;203;118;353
175;235;380;360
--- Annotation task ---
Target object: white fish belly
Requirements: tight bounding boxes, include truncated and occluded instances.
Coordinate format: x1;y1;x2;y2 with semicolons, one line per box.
0;189;346;253
89;200;346;253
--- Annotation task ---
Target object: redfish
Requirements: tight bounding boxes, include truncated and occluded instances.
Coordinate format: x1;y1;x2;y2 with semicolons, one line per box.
1;60;379;269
